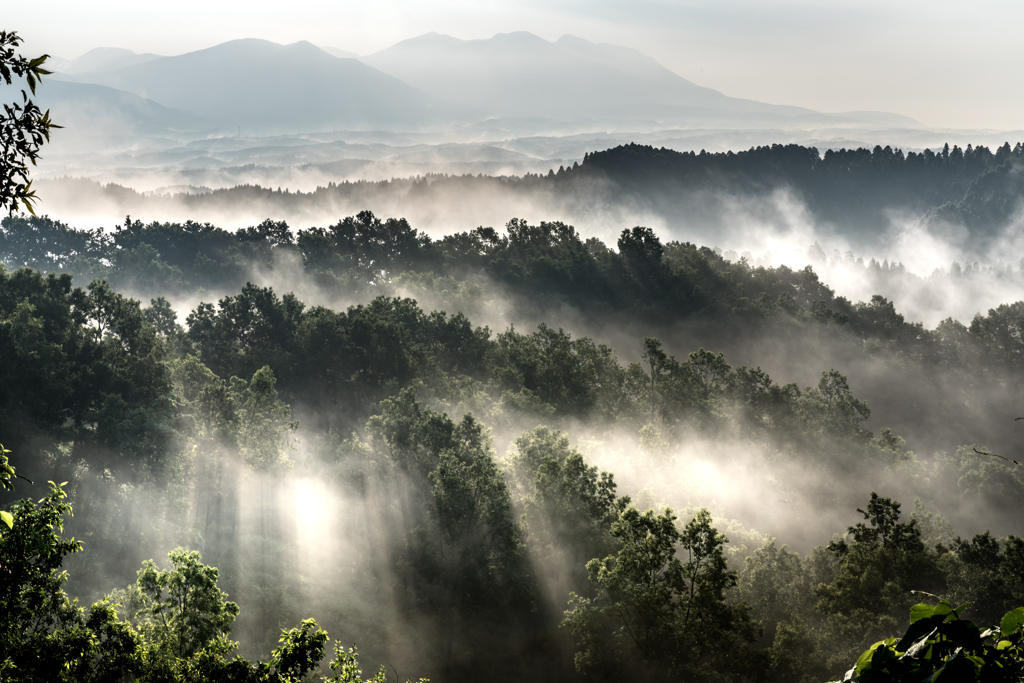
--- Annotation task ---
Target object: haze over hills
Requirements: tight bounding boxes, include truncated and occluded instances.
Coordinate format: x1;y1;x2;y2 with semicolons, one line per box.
361;32;921;128
45;32;924;140
320;46;361;59
21;30;989;195
55;39;466;133
0;79;216;153
60;47;164;75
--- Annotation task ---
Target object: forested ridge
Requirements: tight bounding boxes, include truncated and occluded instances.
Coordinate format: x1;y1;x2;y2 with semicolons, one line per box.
3;205;1024;682
35;140;1024;248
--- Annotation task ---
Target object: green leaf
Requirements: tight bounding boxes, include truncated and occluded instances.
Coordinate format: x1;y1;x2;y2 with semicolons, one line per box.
931;600;955;620
855;641;884;675
952;601;972;619
910;602;937;623
1000;607;1024;637
0;509;12;528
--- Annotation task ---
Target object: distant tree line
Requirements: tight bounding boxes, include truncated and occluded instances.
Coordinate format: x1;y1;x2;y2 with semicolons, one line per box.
29;140;1024;243
573;141;1024;234
5;210;1024;383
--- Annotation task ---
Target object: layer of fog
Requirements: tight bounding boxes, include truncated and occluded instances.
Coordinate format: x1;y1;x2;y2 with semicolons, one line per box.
51;341;1003;679
681;187;1024;328
23;159;1024;595
33;157;1024;330
92;184;1024;466
33;123;1024;190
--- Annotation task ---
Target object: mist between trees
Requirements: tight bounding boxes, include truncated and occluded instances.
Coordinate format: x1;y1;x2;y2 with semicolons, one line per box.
31;139;1024;243
2;207;1024;682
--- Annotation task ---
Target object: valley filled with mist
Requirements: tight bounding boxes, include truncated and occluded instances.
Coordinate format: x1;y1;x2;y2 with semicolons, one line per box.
4;22;1024;683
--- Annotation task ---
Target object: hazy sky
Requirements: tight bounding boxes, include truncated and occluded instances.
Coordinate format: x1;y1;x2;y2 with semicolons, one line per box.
10;0;1023;131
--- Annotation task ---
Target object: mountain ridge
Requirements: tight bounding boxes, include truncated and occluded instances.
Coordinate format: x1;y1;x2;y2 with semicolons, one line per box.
56;38;468;133
34;32;923;145
360;31;854;126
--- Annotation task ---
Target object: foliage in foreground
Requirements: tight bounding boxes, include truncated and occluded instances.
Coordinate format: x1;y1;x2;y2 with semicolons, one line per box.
834;600;1024;682
1;31;59;215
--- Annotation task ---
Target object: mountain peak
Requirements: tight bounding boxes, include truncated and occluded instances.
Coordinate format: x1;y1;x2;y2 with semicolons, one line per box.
488;31;547;44
74;46;135;60
361;32;829;124
280;40;334;57
59;38;464;133
62;47;164;75
392;32;462;49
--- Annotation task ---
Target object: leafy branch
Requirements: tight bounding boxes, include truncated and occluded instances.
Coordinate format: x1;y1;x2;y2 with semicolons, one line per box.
1;30;61;216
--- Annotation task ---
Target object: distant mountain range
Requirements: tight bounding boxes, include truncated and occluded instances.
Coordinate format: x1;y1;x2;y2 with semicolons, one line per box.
61;47;164;75
363;32;805;125
52;39;461;133
35;33;921;144
0;79;213;152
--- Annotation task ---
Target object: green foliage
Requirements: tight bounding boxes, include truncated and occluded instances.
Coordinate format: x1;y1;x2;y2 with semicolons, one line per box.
268;619;329;682
326;643;428;683
505;427;628;596
0;214;111;272
145;296;180;337
941;532;1024;627
0;442;32;530
834;601;1024;682
932;445;1024;517
738;537;814;643
0;484;406;683
170;358;297;469
0;442;14;499
0;481;144;682
805;369;872;437
817;494;945;657
1;31;60;215
300;210;431;282
0;267;177;476
122;548;241;663
563;506;759;681
365;390;536;675
491;323;623;418
584;142;1021;235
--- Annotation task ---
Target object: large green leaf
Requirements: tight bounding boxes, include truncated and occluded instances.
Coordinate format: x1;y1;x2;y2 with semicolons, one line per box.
910;602;939;623
854;641;885;676
1001;608;1024;638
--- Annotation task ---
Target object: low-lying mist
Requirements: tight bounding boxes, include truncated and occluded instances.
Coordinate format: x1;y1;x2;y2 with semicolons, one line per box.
33;144;1024;334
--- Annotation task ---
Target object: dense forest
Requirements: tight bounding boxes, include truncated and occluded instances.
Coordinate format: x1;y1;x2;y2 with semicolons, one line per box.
578;140;1024;236
3;197;1024;682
